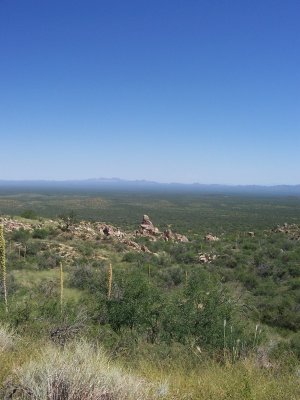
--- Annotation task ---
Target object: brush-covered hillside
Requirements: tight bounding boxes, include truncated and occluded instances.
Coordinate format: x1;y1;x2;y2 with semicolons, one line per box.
0;209;300;399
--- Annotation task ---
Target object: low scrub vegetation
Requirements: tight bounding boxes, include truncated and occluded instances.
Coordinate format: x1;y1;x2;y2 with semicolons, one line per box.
0;192;300;398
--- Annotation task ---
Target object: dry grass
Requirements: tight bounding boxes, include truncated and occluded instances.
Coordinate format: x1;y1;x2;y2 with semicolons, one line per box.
0;323;17;353
141;357;300;400
8;341;156;400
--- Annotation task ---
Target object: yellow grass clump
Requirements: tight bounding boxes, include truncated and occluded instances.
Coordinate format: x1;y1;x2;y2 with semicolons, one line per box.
8;341;155;400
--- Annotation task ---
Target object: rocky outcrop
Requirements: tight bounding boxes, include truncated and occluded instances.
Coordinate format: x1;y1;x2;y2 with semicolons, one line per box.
163;229;189;243
273;223;300;240
123;239;151;253
204;234;220;242
1;214;189;256
138;215;160;237
0;217;33;232
198;253;217;263
103;225;115;236
137;215;189;243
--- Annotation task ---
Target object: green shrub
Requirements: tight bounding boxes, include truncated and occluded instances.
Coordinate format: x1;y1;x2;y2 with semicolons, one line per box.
161;270;246;351
32;228;50;239
106;271;162;342
20;210;37;220
11;229;30;243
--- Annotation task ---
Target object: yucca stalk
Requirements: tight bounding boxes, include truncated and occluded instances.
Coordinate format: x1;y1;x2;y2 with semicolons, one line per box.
107;263;112;299
0;225;8;313
60;262;64;316
223;318;227;360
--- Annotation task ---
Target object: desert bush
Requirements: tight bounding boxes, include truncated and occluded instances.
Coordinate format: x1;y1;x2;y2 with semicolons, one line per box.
169;243;196;264
161;270;248;351
158;265;184;288
32;228;50;239
106;271;162;340
69;264;101;292
11;229;31;243
7;341;154;400
20;210;37;220
59;210;78;231
24;240;44;256
36;252;61;269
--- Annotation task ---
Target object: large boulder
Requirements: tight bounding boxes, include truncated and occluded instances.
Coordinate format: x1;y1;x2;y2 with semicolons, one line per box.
139;215;160;235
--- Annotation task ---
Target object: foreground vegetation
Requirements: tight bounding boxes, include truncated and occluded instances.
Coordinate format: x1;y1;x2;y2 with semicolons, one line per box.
0;190;300;398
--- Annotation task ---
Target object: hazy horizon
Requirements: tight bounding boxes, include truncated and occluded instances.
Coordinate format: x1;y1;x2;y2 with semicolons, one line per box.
0;177;300;187
1;1;299;184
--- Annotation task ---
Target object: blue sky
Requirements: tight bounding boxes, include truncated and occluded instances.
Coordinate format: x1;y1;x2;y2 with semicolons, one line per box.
0;0;299;184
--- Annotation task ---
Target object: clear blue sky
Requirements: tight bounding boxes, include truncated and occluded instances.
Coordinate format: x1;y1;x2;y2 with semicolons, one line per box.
1;0;299;184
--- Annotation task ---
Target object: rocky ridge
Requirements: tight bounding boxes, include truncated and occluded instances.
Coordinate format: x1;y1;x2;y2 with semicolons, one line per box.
0;214;189;255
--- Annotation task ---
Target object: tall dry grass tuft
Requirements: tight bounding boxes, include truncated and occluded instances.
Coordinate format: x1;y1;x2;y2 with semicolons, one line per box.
0;225;8;313
107;263;112;300
9;341;154;400
0;324;17;353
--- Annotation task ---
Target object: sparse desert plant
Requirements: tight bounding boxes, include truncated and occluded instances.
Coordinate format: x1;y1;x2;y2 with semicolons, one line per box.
8;341;154;400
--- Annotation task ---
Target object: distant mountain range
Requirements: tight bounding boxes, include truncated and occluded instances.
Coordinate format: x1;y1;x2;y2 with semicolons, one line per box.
1;178;300;196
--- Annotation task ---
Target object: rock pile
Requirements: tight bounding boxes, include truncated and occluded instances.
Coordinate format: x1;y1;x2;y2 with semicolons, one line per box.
163;229;189;243
0;217;32;232
136;215;189;243
273;223;300;240
123;239;151;253
198;253;217;263
61;221;126;241
204;234;220;242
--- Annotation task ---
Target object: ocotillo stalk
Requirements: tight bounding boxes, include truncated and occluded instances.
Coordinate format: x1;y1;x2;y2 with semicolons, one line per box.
60;262;64;315
107;263;112;299
0;225;8;313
